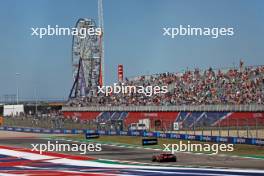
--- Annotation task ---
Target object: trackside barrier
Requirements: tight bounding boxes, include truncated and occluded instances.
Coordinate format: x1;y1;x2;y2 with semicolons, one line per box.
0;126;263;146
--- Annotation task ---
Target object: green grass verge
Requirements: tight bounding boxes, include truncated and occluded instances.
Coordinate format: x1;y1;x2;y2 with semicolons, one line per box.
54;134;264;158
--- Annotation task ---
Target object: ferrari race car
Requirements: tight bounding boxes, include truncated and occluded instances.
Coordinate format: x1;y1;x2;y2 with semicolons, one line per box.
152;153;177;162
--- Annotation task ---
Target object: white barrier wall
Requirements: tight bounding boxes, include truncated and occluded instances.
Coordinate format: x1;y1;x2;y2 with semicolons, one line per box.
3;105;24;116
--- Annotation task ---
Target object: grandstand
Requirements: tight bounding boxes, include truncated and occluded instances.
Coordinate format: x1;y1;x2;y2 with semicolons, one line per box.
67;65;264;107
62;64;264;136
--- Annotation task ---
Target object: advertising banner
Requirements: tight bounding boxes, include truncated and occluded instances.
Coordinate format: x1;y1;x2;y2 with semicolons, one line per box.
85;132;100;139
142;138;158;145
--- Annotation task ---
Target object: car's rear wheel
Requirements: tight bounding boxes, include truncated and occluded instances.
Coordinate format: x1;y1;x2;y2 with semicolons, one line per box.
152;156;157;162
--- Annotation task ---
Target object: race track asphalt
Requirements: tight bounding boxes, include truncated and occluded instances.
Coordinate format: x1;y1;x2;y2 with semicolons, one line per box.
0;131;264;170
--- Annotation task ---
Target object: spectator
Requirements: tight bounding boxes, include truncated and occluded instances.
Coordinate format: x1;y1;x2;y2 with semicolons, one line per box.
67;65;264;106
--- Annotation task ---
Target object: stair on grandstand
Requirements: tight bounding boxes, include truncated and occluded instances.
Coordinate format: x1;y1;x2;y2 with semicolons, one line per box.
176;112;228;128
96;112;128;123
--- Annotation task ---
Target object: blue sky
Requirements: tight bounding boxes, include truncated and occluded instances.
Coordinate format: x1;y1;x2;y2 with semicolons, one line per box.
0;0;263;101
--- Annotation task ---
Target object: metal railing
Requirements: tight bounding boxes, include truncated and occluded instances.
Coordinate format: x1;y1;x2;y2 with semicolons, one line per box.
62;104;264;112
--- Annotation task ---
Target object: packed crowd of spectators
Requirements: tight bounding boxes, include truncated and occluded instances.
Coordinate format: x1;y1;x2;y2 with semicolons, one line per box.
67;64;264;106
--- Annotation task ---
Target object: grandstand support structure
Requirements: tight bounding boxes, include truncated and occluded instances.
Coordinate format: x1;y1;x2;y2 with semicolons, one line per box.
69;18;102;98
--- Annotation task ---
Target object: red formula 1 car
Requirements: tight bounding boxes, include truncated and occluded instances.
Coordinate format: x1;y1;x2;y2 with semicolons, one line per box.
152;153;177;162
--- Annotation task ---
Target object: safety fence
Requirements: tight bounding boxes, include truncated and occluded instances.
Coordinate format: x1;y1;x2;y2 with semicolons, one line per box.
3;116;264;139
0;126;263;146
62;104;264;112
